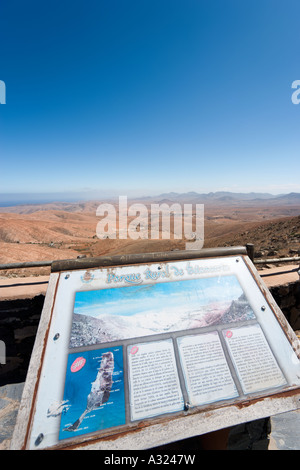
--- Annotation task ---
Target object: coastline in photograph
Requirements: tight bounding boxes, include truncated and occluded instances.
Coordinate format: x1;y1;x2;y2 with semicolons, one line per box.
69;275;255;348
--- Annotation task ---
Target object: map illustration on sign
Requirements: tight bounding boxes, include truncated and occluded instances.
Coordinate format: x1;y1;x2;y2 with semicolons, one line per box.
69;275;255;348
59;346;125;440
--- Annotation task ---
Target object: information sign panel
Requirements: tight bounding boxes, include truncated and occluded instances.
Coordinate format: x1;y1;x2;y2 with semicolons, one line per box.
11;252;300;450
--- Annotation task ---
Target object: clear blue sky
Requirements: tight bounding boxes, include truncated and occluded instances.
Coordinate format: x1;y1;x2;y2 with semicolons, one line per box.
0;0;300;200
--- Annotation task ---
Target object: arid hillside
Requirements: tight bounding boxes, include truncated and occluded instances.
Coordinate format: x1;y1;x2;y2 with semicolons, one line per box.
204;215;300;258
0;193;299;276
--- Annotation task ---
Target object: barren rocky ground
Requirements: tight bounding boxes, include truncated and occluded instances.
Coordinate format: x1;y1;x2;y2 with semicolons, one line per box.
0;194;299;277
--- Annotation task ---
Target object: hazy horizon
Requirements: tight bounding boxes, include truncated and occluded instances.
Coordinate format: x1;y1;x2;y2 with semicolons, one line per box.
0;189;299;207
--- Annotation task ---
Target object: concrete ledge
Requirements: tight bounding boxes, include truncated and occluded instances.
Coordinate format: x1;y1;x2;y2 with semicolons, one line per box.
258;265;299;288
0;276;49;301
1;382;299;450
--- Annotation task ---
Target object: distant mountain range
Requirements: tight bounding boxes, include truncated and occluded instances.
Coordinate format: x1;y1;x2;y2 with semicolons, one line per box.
0;191;300;213
156;191;277;200
138;191;300;206
69;292;255;348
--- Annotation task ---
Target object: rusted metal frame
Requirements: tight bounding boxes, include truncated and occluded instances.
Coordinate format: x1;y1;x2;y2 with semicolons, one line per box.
32;387;300;451
50;246;247;273
42;324;300;450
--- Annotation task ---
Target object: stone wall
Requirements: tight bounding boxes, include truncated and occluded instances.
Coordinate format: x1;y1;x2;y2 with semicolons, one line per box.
271;282;300;332
0;295;45;386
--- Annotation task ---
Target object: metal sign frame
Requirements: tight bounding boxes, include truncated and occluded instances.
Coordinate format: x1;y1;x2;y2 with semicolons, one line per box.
10;247;300;450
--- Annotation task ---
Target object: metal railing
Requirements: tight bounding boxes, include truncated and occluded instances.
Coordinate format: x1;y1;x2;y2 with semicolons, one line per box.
0;247;299;271
254;256;300;265
0;260;53;270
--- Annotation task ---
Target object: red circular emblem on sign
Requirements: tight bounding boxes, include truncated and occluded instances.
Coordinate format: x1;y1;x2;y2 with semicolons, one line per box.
71;357;86;373
131;346;139;355
226;330;233;338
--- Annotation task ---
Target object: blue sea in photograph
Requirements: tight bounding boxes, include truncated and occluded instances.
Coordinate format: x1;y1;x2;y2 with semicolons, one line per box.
70;275;256;348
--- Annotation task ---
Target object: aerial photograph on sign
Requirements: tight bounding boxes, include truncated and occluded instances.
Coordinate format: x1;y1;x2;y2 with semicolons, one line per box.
69;274;255;347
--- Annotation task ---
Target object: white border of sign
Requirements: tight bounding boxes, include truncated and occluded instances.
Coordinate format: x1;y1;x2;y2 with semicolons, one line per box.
11;254;300;450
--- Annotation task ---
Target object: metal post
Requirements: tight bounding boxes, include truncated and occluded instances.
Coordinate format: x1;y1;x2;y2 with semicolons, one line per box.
246;243;255;262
